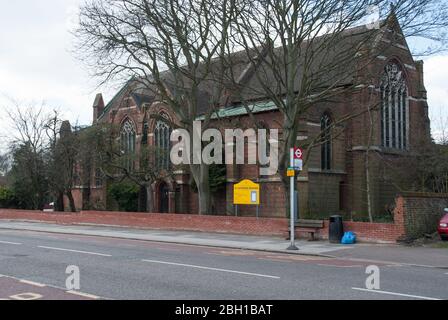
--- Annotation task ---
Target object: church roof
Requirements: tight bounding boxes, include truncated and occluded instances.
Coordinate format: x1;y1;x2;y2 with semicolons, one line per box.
98;17;404;120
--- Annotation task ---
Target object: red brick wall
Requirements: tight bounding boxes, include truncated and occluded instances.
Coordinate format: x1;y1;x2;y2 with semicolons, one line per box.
0;208;403;242
316;195;406;243
0;206;403;243
0;209;287;237
399;192;448;240
319;221;404;243
2;194;442;243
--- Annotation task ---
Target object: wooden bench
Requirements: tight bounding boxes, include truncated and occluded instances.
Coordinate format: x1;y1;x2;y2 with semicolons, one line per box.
286;219;325;241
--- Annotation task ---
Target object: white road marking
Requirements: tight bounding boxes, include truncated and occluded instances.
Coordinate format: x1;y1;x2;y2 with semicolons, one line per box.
38;246;112;257
352;287;442;300
19;280;46;287
0;240;22;245
317;264;363;268
142;259;280;279
9;293;43;300
67;290;100;299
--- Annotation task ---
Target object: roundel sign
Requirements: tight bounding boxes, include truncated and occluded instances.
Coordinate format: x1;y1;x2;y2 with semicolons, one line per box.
294;148;303;160
292;147;303;171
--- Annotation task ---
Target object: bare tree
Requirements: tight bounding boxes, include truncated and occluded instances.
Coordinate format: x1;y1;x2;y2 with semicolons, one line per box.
48;120;79;212
5;101;80;212
86;123;171;212
75;0;236;214
224;0;448;216
0;153;9;176
429;105;448;144
6;101;50;156
74;0;448;216
5;102;53;209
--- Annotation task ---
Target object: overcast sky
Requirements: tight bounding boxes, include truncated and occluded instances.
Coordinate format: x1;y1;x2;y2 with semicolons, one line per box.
0;0;117;151
0;1;447;152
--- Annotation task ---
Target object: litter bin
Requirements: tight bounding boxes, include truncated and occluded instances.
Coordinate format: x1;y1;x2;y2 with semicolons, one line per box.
329;215;344;243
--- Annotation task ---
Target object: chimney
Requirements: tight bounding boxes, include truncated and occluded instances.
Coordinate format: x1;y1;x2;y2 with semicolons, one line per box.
415;60;427;99
93;93;105;123
60;120;72;138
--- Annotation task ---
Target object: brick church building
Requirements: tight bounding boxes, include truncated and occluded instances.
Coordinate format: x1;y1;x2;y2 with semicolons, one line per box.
70;16;431;220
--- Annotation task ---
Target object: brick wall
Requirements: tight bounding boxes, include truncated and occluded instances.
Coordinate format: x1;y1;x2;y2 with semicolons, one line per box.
319;220;404;243
326;193;448;242
400;192;448;240
0;209;287;237
0;208;403;242
1;192;446;242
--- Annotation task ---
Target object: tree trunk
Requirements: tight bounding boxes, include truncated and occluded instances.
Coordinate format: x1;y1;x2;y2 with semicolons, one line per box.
279;119;299;218
66;190;77;213
366;104;374;223
82;186;91;210
365;150;374;223
55;192;64;212
145;184;154;213
191;163;211;215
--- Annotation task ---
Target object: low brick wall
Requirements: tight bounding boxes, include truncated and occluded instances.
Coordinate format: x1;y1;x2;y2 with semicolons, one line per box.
319;193;448;242
400;192;448;240
0;208;403;242
1;192;446;243
318;195;407;243
0;209;287;237
318;221;404;243
0;209;83;224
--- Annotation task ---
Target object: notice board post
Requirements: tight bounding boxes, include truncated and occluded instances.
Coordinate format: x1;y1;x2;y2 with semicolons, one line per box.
233;180;260;219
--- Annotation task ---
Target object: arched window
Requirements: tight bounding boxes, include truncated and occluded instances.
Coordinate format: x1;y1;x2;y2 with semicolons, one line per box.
120;119;136;171
381;62;408;150
95;168;103;188
141;120;149;145
154;118;171;170
321;112;332;171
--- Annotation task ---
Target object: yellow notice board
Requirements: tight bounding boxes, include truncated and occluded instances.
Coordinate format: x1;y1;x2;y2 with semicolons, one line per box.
233;180;260;205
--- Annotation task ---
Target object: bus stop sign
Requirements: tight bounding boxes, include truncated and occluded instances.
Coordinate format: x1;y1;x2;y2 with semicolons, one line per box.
293;148;303;171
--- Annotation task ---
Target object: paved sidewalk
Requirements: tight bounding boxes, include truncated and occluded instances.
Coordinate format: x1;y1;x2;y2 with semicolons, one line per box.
330;244;448;268
1;220;447;268
0;220;349;256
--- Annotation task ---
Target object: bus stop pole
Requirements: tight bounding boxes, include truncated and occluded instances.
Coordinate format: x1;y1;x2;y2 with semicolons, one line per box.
288;148;299;250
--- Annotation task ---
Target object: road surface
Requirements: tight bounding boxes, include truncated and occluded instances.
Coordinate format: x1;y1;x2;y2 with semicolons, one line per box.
0;229;447;300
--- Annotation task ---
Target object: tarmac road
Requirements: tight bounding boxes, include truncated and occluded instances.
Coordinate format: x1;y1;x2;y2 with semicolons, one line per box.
0;229;447;300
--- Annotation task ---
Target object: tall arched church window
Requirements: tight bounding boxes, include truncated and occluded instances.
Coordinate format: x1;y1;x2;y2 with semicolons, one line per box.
120;119;136;171
95;168;103;188
321;113;332;171
381;63;408;150
155;118;171;170
142;121;149;145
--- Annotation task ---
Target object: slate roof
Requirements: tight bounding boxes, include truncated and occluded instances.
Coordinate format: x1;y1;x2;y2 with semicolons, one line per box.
98;18;395;120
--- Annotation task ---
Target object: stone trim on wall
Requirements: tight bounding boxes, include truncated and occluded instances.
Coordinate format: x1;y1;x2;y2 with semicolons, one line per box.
2;192;447;243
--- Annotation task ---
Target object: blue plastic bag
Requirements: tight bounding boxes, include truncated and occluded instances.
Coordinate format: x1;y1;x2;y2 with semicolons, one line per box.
341;231;357;244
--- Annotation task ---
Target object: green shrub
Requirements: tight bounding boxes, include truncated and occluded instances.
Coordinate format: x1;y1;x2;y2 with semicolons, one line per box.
190;164;227;193
107;181;139;212
0;187;15;208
